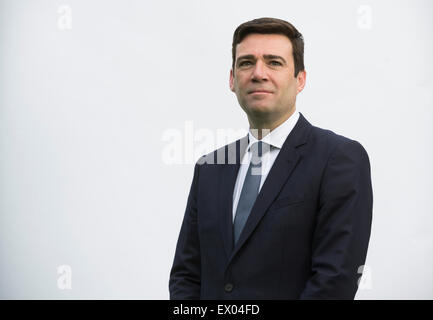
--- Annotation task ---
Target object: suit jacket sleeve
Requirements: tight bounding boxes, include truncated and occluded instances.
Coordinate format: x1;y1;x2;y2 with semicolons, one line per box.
299;139;373;299
169;162;201;299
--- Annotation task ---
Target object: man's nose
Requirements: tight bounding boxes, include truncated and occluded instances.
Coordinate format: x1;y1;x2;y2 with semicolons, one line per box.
251;60;268;81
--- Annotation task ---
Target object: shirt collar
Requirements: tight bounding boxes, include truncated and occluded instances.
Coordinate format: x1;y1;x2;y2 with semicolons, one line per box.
247;109;300;151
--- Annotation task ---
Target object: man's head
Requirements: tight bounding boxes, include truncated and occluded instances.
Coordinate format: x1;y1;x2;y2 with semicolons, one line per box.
229;17;306;131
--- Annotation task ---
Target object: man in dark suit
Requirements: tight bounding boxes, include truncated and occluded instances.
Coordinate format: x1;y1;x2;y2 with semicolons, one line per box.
169;17;373;299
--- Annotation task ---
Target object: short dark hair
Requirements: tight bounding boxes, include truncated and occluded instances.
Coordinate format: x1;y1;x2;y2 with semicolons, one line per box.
232;17;305;77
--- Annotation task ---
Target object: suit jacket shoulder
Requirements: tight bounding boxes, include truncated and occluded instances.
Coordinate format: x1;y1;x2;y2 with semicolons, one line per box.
196;113;370;167
308;120;371;166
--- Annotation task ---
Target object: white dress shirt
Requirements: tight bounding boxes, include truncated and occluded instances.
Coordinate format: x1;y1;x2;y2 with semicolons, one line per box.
232;110;300;222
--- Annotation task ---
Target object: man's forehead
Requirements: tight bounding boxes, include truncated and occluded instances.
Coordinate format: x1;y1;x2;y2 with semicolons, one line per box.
235;33;292;58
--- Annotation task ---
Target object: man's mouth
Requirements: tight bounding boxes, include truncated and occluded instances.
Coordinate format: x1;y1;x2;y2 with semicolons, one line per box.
248;90;273;95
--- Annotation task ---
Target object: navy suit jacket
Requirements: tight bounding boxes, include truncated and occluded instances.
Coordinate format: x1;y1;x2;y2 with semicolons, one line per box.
169;113;373;299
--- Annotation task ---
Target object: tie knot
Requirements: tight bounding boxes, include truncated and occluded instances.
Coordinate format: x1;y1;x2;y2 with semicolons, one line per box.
249;141;271;168
250;141;271;158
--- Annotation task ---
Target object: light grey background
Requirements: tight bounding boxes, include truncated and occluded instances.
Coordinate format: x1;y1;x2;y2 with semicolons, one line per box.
1;0;432;299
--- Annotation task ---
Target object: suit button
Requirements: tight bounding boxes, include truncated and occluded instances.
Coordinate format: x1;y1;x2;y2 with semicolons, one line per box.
224;283;234;292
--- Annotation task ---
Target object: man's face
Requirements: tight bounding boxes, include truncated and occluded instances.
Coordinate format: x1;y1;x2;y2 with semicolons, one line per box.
230;33;306;127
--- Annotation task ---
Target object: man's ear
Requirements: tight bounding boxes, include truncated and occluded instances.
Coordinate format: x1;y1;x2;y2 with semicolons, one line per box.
296;70;306;94
229;69;235;92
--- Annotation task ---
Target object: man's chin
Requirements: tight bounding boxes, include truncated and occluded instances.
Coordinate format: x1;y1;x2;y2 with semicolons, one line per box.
246;104;274;116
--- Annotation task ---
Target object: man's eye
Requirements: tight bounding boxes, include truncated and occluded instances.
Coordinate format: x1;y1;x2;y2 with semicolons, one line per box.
239;61;252;66
270;61;282;66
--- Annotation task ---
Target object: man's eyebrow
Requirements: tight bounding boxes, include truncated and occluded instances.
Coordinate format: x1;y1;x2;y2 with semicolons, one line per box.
237;54;255;62
237;54;287;64
264;54;286;63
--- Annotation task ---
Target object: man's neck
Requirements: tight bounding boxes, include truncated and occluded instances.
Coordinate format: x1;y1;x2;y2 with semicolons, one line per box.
248;108;296;140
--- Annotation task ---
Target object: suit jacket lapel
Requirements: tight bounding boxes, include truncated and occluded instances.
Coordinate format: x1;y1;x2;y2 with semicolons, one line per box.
226;113;313;266
218;135;249;260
